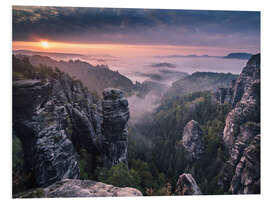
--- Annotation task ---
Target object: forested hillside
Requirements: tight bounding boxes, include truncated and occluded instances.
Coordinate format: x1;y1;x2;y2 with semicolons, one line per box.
164;72;238;100
14;54;137;95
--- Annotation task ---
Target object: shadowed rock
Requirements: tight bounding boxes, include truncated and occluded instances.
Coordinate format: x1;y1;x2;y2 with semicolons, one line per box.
102;88;129;167
13;78;80;187
13;74;130;187
182;120;204;161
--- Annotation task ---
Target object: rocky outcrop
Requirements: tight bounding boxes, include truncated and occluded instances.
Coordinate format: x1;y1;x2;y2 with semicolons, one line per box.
215;79;235;104
223;54;260;152
229;122;260;166
15;179;142;198
13;72;130;187
221;53;260;194
102;88;129;167
13;79;81;187
229;134;260;194
182;120;204;161
230;54;260;107
174;173;202;195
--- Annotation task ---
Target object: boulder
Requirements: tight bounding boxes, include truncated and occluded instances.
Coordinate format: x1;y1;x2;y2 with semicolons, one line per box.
182;120;204;161
14;179;142;198
174;173;202;195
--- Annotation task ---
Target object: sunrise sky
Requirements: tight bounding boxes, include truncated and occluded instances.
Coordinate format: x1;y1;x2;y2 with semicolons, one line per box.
12;6;260;57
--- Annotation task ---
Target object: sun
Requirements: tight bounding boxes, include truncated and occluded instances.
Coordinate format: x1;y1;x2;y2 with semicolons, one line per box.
40;41;49;49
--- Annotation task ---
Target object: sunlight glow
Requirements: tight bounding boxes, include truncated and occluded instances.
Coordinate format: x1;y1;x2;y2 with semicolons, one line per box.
12;40;240;57
40;41;49;49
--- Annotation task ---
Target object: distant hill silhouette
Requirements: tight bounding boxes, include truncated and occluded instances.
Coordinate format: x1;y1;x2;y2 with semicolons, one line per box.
223;52;252;59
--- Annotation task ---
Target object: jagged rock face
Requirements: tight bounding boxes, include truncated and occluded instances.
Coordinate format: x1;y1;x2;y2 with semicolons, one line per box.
221;54;260;194
215;79;235;104
13;79;80;187
13;74;130;188
223;54;260;151
182;120;204;161
13;73;107;187
174;173;202;195
229;122;260;166
14;179;142;198
215;87;231;104
231;54;260;106
102;88;129;167
230;134;260;194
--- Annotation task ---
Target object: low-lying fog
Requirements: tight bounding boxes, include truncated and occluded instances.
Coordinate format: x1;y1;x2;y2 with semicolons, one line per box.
14;50;248;123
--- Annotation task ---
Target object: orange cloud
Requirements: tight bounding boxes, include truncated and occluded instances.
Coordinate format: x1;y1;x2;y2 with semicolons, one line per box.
12;40;241;57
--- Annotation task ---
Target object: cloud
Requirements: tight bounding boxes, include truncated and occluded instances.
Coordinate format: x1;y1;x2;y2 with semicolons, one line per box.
12;6;260;50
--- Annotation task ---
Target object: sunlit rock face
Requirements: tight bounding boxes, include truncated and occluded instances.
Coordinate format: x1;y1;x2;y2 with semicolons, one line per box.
13;72;130;187
182;120;204;161
174;173;202;195
14;179;142;198
223;54;260;152
102;88;129;167
221;54;260;194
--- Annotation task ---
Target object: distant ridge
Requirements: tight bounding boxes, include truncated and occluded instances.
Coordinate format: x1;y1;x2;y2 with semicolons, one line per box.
154;52;252;60
13;49;86;59
223;52;252;60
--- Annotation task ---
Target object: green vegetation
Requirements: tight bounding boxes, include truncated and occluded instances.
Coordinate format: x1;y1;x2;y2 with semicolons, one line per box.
13;135;36;195
12;136;23;171
95;161;168;195
127;91;231;195
13;55;60;80
92;91;231;195
12;55;236;196
164;72;238;100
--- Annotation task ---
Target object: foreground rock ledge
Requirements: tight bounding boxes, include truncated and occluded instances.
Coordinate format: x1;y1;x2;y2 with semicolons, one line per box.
14;179;142;198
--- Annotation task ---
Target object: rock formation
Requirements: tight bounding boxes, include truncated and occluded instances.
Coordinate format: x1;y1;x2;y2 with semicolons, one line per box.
13;79;80;187
221;53;260;194
174;173;202;195
14;179;142;198
229;134;260;194
215;79;235;104
182;120;204;161
230;54;260;106
102;88;129;167
223;54;260;152
13;72;130;187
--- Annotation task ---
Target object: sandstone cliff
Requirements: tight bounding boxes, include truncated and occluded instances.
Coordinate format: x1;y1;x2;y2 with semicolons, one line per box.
221;53;260;194
13;70;130;190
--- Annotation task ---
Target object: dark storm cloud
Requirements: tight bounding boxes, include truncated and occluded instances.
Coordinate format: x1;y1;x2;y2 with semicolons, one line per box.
12;6;260;48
